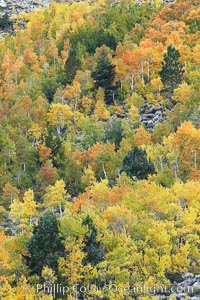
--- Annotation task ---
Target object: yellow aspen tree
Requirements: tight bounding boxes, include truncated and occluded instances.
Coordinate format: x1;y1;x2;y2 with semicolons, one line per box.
1;49;16;87
47;39;58;65
150;77;163;93
80;96;94;115
9;199;23;230
47;103;73;136
146;144;165;172
134;126;152;147
0;232;11;274
9;189;37;230
113;57;128;91
81;165;96;190
64;80;81;111
193;44;200;66
90;179;110;211
21;189;38;225
173;82;191;104
128;105;140;126
44;179;70;217
14;276;36;300
28;123;42;146
94;88;110;120
58;245;85;287
0;276;14;300
74;69;94;93
2;183;19;209
41;266;57;285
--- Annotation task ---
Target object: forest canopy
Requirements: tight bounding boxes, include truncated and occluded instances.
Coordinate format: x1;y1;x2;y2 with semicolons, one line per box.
0;0;200;299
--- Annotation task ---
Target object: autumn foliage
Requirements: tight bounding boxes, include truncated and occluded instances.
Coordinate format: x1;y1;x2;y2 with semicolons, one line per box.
0;0;200;298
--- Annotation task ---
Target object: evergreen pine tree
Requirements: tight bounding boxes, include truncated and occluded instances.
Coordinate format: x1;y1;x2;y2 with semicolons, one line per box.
82;215;102;266
65;47;82;85
120;147;155;180
26;212;64;275
0;14;11;29
159;45;184;91
91;49;116;104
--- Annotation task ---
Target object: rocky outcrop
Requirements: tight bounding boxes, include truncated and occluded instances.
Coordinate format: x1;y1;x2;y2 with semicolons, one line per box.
0;0;51;16
162;0;176;3
0;0;52;38
136;0;176;5
139;104;166;130
174;273;200;299
156;273;200;300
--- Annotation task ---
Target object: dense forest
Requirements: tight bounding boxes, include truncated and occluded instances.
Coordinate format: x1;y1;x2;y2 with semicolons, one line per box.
0;0;200;299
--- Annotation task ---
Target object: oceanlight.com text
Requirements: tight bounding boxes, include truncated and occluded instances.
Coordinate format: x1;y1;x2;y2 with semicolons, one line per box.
36;283;194;297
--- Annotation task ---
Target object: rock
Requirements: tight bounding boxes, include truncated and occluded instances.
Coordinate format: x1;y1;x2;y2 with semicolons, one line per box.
175;274;200;299
193;282;200;288
145;113;156;119
163;0;176;3
177;293;187;299
183;273;194;280
195;275;200;282
136;0;176;5
139;104;148;114
177;279;193;287
0;0;7;8
139;103;166;130
0;0;52;38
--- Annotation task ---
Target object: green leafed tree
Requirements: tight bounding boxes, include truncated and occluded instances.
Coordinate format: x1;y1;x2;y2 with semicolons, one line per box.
104;118;123;150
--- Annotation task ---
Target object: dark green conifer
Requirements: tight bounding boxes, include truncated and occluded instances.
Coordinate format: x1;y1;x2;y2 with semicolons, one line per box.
91;49;116;104
159;45;184;91
82;215;102;266
27;212;64;275
120;147;155;180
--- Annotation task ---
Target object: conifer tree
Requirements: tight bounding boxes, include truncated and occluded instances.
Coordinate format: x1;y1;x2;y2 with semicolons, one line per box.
27;212;64;275
65;47;82;85
92;49;116;104
82;215;102;266
0;14;11;29
159;45;184;92
121;147;155;180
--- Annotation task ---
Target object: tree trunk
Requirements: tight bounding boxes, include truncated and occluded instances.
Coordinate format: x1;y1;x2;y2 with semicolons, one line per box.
147;60;150;82
194;150;197;169
174;158;179;179
141;61;144;81
159;159;164;171
74;97;77;111
56;125;61;136
10;192;13;204
120;79;122;91
102;163;108;180
130;73;134;91
59;203;62;217
117;168;121;178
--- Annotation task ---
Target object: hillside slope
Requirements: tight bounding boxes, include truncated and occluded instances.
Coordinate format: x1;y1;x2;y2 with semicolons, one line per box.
0;0;200;299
